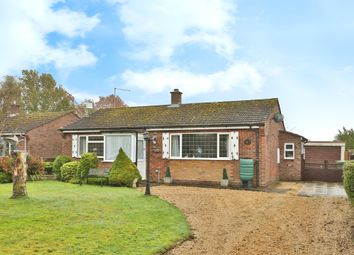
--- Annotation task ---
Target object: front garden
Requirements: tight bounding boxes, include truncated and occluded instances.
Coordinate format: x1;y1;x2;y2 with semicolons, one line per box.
0;181;190;254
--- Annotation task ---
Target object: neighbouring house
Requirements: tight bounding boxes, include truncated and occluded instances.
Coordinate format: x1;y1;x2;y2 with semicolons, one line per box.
61;89;308;187
0;110;80;160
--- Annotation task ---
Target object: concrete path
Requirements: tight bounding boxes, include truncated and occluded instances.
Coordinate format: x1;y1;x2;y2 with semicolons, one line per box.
298;182;347;197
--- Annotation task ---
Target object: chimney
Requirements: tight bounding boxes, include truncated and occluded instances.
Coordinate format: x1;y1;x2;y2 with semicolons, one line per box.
8;103;20;117
170;89;182;105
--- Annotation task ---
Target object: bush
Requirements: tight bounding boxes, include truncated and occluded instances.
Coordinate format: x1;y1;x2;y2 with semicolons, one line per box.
27;156;45;176
44;162;54;174
61;161;80;182
0;156;14;174
0;172;12;183
109;148;142;187
53;155;72;180
0;157;13;183
77;153;99;178
343;161;354;203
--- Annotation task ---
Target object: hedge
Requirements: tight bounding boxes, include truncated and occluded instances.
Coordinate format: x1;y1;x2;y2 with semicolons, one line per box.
109;148;141;187
0;172;12;183
53;155;72;180
343;161;354;203
61;161;80;182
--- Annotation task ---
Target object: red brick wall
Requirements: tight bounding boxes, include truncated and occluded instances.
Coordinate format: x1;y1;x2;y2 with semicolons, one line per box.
278;132;302;181
26;113;80;160
261;105;285;186
305;146;341;164
148;127;281;187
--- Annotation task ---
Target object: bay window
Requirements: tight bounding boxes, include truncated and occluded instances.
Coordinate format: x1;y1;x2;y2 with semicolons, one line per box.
170;133;230;159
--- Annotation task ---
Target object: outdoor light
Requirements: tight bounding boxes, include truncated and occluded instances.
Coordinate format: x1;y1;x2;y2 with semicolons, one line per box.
143;131;151;195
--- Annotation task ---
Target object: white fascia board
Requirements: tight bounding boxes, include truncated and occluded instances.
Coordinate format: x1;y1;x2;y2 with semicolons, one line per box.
0;132;25;136
62;130;101;134
305;142;345;147
147;126;259;131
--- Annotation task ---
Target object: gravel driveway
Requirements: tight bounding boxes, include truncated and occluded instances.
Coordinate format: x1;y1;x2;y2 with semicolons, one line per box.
150;186;354;255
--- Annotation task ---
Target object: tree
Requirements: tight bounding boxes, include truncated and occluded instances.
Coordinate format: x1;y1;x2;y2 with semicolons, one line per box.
335;127;354;150
0;76;22;116
11;151;28;199
95;94;126;110
20;70;75;112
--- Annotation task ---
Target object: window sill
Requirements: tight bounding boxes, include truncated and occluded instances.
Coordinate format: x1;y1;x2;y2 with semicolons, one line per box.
169;157;232;161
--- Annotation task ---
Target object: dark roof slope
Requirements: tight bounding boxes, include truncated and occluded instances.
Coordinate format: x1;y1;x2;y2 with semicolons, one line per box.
1;111;74;134
63;98;279;131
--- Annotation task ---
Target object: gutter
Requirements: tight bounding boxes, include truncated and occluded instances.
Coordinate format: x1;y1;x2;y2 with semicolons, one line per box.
61;124;264;133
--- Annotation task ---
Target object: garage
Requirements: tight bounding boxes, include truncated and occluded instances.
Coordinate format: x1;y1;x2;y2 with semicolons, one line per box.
302;141;345;182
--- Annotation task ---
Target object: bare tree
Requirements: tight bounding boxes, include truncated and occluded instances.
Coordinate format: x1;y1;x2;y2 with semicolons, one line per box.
11;151;28;198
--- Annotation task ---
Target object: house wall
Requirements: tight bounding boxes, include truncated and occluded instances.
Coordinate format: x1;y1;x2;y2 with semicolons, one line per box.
26;113;80;160
278;132;302;181
305;146;341;164
261;105;285;186
148;129;258;187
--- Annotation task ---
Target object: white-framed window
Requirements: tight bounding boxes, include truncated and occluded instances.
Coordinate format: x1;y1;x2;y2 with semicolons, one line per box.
105;134;132;161
78;135;104;158
284;143;295;160
77;134;134;161
170;133;230;159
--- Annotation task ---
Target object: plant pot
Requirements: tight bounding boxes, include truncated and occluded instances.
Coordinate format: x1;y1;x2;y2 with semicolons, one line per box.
164;177;172;184
220;179;229;187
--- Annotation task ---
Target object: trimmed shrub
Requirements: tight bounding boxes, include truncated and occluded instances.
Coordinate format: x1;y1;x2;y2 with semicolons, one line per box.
222;168;228;180
27;156;45;176
109;148;142;187
77;153;99;178
44;162;54;174
61;161;80;182
343;161;354;203
165;167;171;178
53;155;72;180
0;172;12;183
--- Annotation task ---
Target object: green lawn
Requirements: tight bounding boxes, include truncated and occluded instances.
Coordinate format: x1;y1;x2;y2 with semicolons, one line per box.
0;181;190;255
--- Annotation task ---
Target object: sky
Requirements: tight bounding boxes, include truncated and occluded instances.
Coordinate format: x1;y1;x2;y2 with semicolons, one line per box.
0;0;353;141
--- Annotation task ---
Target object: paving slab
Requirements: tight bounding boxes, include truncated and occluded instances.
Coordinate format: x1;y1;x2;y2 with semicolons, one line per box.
298;182;347;197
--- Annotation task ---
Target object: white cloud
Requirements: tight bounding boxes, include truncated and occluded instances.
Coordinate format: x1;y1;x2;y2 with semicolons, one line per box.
121;62;264;96
71;90;99;103
0;0;100;76
111;0;237;62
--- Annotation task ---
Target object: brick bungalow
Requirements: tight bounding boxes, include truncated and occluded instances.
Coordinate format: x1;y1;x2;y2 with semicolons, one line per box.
0;111;80;160
61;89;306;187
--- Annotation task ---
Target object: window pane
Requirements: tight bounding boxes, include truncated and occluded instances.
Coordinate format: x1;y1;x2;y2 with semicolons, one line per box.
285;151;294;158
285;144;293;149
171;135;180;157
0;142;5;157
88;143;104;157
105;135;132;161
219;134;229;157
79;137;87;155
182;134;217;158
138;140;144;160
88;136;104;141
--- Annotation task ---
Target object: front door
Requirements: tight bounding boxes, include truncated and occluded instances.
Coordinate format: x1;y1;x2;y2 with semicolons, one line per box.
137;136;146;179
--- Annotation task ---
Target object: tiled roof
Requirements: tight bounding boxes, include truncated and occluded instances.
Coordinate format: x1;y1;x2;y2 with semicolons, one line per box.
62;98;280;131
0;111;74;134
